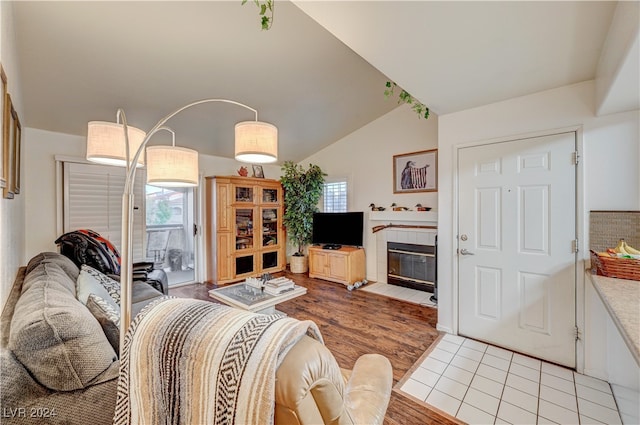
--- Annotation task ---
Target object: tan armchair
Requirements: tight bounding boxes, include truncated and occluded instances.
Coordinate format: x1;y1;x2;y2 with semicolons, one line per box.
275;335;393;425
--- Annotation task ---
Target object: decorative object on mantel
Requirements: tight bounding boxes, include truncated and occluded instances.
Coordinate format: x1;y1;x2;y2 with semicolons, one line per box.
390;203;409;211
372;223;437;233
280;161;326;273
415;203;432;211
393;149;438;193
369;203;385;211
237;166;249;177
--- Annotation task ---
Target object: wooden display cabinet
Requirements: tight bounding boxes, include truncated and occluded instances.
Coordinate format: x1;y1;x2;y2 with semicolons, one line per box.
205;176;285;284
308;246;365;286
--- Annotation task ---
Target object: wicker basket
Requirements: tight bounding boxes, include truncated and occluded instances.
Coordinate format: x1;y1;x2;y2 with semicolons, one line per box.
590;250;640;281
289;255;308;274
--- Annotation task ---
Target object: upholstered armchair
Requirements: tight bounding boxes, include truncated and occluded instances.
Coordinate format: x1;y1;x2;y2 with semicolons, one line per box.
275;335;393;425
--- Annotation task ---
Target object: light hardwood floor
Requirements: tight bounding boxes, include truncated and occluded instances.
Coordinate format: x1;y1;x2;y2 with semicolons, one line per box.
170;272;456;425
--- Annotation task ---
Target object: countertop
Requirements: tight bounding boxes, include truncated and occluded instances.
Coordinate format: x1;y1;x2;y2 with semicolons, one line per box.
588;273;640;366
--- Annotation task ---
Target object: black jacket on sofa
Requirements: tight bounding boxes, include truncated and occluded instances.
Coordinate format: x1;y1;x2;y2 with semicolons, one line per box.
55;230;168;295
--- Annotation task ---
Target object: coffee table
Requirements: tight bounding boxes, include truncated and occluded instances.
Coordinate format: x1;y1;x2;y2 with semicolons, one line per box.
208;281;306;314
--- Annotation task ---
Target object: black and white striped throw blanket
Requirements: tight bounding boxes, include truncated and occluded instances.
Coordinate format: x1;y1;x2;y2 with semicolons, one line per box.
114;297;323;425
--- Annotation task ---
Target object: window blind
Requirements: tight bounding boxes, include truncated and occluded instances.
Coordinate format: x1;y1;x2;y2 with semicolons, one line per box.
323;180;348;212
63;162;146;262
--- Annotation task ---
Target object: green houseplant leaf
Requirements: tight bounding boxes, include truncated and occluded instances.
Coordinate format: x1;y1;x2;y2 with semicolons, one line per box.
279;161;326;256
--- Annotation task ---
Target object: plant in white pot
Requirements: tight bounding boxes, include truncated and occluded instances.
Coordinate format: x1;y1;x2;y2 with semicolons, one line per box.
279;161;325;273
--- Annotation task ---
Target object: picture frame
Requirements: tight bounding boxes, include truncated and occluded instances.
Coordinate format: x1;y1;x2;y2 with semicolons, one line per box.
393;149;438;193
1;64;7;190
252;164;265;178
3;93;14;199
10;105;21;195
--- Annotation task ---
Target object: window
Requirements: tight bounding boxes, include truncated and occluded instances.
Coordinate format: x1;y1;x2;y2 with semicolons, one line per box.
62;161;146;261
323;180;347;212
146;185;196;285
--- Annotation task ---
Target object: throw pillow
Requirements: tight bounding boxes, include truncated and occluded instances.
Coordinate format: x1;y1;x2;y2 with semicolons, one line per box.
86;294;121;354
81;264;121;305
76;264;120;312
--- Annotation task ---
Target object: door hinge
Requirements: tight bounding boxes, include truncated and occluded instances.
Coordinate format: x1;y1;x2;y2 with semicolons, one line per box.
572;239;579;253
574;326;581;341
572;151;580;165
193;224;200;237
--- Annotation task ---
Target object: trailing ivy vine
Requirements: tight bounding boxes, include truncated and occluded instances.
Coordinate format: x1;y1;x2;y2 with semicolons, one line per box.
239;3;429;120
241;0;274;30
384;81;430;119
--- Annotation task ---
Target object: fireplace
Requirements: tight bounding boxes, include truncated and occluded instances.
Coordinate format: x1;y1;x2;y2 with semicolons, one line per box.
387;240;436;293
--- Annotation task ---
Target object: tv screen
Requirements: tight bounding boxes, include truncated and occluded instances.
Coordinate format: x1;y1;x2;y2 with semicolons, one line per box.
312;212;364;248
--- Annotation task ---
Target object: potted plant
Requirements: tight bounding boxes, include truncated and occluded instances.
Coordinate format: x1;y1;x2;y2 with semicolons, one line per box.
279;161;325;273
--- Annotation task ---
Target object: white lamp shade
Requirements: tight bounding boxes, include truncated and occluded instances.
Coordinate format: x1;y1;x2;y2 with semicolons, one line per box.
234;121;278;163
146;145;199;187
86;121;146;167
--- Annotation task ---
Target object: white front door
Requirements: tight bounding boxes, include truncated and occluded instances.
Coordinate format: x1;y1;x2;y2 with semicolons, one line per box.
458;132;577;367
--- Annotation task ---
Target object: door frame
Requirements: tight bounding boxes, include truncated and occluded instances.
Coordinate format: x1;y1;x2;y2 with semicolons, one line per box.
451;125;586;371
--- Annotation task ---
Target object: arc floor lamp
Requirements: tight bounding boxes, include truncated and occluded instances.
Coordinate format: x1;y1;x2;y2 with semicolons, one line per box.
85;99;278;350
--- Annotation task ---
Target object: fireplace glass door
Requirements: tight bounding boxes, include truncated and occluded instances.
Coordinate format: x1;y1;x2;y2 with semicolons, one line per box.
387;242;435;292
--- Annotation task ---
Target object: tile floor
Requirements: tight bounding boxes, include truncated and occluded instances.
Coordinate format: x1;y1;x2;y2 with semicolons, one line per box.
359;282;437;307
399;334;623;425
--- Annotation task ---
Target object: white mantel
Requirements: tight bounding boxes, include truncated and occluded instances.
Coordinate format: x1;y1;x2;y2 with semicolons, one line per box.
368;210;438;225
364;211;438;284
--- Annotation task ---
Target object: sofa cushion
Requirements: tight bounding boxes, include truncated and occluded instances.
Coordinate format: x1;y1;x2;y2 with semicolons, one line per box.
9;262;117;391
26;252;79;283
22;257;78;296
80;264;121;305
132;282;165;317
86;294;121;354
76;265;120;312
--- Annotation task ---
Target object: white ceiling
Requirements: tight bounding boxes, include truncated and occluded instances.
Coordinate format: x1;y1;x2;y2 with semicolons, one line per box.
294;1;618;115
12;1;397;162
12;1;621;163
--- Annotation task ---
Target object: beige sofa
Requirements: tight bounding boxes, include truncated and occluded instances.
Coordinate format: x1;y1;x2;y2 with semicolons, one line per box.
275;335;393;425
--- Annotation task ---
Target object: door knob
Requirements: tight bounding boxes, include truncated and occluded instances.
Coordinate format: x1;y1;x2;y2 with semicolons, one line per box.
460;248;475;255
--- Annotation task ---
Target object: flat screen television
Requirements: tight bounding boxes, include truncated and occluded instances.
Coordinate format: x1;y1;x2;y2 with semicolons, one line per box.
311;212;364;249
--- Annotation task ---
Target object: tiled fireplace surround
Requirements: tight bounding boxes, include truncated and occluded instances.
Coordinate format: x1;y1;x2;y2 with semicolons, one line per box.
366;211;438;285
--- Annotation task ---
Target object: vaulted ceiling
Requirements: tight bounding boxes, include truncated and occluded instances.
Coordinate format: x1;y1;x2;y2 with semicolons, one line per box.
12;1;625;163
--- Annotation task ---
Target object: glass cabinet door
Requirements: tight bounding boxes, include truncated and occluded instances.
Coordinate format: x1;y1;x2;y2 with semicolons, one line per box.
234;185;254;203
261;208;278;247
235;208;254;250
262;187;279;204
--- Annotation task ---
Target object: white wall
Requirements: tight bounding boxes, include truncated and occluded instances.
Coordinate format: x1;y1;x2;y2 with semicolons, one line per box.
1;1;26;309
437;80;640;334
304;104;438;212
24;129;85;260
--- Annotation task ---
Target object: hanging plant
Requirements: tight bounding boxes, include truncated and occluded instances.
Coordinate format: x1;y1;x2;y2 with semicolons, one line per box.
241;0;274;30
384;81;430;119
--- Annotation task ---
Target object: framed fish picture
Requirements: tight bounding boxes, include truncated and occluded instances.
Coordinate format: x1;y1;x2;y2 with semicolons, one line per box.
393;149;437;193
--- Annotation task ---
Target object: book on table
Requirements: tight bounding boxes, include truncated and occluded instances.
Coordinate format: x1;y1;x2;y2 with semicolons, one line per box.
264;277;295;295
